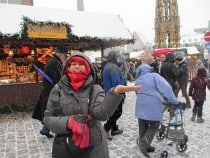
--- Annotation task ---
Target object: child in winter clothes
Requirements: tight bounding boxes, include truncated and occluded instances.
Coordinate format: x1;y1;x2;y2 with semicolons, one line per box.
189;67;210;123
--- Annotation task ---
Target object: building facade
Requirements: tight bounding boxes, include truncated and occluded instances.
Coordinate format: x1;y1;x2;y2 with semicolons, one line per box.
0;0;33;5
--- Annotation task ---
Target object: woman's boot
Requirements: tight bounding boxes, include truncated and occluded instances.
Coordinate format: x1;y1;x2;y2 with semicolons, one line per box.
197;117;205;123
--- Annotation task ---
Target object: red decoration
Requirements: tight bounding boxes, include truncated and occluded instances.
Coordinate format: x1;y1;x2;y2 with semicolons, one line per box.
21;46;30;54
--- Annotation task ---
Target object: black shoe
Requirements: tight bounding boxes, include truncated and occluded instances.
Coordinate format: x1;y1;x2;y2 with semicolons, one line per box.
111;129;123;136
40;131;54;138
140;148;150;157
147;146;155;152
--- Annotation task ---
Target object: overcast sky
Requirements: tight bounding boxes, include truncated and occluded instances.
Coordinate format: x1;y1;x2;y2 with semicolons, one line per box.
33;0;210;40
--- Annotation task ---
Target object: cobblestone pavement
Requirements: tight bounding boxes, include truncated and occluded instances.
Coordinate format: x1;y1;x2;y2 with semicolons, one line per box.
0;82;210;158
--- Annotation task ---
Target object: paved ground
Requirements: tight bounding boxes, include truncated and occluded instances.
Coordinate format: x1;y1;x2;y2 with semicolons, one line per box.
0;81;210;158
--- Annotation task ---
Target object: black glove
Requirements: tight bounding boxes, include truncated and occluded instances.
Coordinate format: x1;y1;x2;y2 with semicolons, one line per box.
178;101;186;110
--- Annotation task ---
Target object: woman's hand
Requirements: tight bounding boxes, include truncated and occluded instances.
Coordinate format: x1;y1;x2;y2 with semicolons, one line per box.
113;85;141;94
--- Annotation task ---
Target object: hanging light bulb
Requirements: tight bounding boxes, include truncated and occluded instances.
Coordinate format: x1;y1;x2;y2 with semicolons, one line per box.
9;50;14;56
31;50;35;55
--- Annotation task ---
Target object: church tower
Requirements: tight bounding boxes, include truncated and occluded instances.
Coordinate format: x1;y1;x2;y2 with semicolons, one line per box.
154;0;180;48
77;0;84;11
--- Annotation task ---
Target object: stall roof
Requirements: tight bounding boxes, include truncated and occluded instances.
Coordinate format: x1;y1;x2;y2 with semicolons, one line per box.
0;4;133;50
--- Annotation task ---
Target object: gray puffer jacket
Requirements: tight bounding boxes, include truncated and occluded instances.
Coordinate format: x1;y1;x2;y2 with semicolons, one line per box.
43;52;124;158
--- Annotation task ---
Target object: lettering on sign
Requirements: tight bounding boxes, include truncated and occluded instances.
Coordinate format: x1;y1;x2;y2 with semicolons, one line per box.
27;23;68;39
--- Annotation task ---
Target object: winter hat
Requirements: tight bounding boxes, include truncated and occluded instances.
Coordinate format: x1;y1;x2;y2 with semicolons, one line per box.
68;56;91;73
175;55;183;61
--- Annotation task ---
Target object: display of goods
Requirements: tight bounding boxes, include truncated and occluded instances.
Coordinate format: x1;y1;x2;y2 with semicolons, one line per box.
16;66;29;73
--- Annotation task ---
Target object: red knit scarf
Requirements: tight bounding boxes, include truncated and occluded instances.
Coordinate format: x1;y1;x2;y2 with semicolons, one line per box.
67;70;89;91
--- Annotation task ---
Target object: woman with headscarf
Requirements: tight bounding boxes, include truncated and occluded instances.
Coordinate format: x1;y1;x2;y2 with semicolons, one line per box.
43;52;141;158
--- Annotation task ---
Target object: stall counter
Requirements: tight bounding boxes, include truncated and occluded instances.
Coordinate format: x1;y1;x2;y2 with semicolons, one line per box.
0;82;42;107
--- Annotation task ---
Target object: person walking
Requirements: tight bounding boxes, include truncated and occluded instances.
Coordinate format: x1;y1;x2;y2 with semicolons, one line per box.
102;51;125;140
43;52;141;158
189;67;210;123
32;45;68;138
160;53;179;94
135;58;179;157
175;55;191;108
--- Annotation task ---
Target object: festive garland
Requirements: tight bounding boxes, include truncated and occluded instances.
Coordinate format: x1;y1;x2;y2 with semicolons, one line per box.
20;16;72;39
0;16;134;50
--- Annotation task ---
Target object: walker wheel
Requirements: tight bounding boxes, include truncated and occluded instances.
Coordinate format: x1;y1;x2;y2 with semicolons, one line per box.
160;150;168;158
176;142;187;152
156;131;165;140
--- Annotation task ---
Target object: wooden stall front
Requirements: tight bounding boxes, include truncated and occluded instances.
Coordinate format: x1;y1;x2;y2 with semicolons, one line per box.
0;7;133;108
0;82;42;107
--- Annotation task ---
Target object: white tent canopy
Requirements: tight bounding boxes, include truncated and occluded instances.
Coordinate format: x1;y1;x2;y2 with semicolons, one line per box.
129;51;145;59
186;47;200;55
0;3;132;40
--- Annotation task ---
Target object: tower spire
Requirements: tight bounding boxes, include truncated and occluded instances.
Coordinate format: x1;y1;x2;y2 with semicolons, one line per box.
155;0;180;48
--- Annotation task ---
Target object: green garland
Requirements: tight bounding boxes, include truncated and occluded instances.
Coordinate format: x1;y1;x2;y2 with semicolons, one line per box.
20;16;72;39
0;16;133;49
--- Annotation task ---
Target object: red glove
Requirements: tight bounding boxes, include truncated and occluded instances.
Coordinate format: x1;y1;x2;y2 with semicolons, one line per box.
80;126;90;148
68;114;90;134
67;114;91;149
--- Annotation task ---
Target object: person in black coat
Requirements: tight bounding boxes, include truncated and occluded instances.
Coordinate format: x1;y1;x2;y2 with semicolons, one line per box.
160;53;178;94
175;55;191;108
32;45;68;138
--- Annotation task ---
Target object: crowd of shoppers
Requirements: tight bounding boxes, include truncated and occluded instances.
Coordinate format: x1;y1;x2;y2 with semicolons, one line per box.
31;47;210;158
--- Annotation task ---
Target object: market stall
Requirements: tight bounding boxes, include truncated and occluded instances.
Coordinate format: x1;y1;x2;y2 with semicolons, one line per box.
0;4;133;107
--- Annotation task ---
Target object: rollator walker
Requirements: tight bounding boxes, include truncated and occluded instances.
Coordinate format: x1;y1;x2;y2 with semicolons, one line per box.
156;102;188;158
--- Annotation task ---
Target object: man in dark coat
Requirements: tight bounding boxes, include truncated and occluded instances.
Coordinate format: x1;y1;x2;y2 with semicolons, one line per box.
160;53;178;94
175;55;191;108
32;45;68;138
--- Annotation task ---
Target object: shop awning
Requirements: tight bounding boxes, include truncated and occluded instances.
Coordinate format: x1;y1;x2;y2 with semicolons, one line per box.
0;4;133;50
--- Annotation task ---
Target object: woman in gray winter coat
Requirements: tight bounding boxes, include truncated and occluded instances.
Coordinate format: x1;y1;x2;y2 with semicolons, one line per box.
43;52;141;158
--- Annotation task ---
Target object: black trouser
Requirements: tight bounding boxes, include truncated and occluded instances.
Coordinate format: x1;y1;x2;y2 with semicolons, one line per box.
192;100;204;117
138;118;160;150
104;98;124;131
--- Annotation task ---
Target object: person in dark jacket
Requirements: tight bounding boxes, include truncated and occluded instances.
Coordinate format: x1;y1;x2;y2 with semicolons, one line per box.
102;51;125;140
32;46;68;138
189;67;210;123
43;52;141;158
160;53;178;94
175;55;191;108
